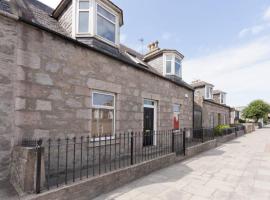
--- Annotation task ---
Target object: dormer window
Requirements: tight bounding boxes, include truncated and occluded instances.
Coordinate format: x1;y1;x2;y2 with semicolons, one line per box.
164;54;182;78
220;93;226;104
75;0;121;45
165;55;173;74
78;1;90;33
205;85;213;99
175;57;182;77
97;5;116;43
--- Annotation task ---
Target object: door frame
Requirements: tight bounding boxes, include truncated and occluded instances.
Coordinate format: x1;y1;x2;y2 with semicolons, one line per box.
143;99;157;145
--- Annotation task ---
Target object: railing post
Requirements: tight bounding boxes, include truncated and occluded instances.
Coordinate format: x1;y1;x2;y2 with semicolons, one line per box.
130;132;134;165
36;139;43;194
183;128;186;156
171;130;175;153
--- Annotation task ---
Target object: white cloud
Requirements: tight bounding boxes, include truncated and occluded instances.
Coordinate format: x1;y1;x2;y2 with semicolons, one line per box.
183;36;270;107
238;6;270;38
238;23;270;38
263;6;270;21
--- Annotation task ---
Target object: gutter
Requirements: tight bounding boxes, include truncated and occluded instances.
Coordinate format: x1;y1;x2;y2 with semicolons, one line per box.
15;16;193;92
0;10;18;20
203;99;231;109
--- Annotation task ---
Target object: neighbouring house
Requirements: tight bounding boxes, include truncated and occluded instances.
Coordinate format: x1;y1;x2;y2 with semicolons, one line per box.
235;106;247;121
230;107;240;124
0;0;194;184
191;80;231;129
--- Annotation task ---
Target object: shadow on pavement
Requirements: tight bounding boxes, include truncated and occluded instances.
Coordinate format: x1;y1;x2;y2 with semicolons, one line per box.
95;163;193;199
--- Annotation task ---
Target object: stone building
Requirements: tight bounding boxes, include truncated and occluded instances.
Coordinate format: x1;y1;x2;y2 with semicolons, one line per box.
191;80;231;129
0;0;194;182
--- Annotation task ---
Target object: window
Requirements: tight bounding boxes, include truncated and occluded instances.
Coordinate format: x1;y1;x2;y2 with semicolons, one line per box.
78;1;90;33
144;99;155;106
220;93;226;104
165;55;172;74
218;113;221;125
92;91;115;138
164;54;182;77
205;86;213;99
173;104;181;129
209;113;214;128
76;0;119;45
224;114;227;124
175;58;182;77
97;4;116;43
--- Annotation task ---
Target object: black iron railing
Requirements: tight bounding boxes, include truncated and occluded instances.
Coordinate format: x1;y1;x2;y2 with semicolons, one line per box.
24;125;246;194
29;129;184;193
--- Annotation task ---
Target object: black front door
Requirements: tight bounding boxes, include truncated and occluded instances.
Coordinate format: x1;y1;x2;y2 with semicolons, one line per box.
143;107;154;146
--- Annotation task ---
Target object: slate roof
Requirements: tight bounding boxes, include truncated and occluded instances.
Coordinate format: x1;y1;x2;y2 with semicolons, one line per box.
14;0;68;35
191;80;214;88
204;99;231;109
0;0;194;91
0;0;11;13
213;90;226;95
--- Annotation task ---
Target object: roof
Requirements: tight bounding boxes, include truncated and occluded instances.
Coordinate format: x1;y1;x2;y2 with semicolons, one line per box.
213;90;226;95
120;44;144;60
8;0;69;35
0;0;194;91
204;99;231;109
191;80;214;89
52;0;124;26
144;48;184;62
0;0;11;13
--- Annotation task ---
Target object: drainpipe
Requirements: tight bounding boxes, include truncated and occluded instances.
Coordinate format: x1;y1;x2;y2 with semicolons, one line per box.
192;91;195;130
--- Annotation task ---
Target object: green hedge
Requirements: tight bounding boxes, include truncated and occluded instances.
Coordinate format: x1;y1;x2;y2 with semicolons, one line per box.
214;125;230;136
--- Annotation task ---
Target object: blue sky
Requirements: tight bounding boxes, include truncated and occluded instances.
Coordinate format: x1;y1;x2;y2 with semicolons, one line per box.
40;0;270;107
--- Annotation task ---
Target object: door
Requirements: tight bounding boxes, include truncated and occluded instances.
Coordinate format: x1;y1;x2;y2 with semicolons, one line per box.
218;113;221;125
194;110;202;129
143;107;154;146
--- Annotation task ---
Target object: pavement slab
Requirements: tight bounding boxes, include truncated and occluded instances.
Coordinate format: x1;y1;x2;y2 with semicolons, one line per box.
94;127;270;200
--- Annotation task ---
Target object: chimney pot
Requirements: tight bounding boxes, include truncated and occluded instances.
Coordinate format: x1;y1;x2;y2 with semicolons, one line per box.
147;41;160;53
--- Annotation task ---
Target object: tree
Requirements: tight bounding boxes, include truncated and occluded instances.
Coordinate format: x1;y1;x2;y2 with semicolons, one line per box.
242;100;270;122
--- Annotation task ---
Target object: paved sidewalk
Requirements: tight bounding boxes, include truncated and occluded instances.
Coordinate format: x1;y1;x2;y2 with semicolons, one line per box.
94;128;270;200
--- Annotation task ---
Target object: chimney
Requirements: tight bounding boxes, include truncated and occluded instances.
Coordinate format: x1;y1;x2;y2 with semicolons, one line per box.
147;41;160;53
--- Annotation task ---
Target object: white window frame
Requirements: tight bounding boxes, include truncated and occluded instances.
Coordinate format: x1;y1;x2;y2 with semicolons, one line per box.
175;57;182;78
92;90;115;140
220;93;226;104
75;0;120;46
205;85;213;99
76;0;93;35
163;54;182;78
95;2;117;44
143;99;157;146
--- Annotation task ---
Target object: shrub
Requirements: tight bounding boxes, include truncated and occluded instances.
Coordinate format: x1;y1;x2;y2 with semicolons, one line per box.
214;124;230;136
239;119;246;123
